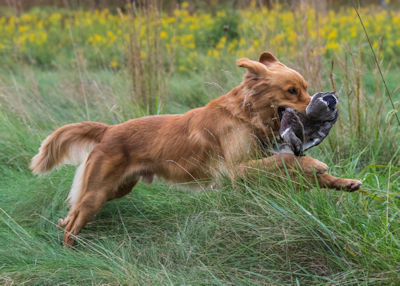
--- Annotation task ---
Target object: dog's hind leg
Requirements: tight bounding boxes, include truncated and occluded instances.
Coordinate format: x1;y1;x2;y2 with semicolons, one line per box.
62;176;140;246
63;187;109;246
57;169;140;230
61;150;129;247
57;158;88;229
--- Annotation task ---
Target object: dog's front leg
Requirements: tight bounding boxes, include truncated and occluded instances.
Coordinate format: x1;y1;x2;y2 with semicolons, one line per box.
238;153;328;176
238;153;361;192
313;173;361;192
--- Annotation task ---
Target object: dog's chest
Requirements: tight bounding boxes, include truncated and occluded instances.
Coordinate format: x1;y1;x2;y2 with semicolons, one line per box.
219;126;257;162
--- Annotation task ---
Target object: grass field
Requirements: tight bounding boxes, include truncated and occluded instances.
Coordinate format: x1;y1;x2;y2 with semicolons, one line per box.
1;3;400;285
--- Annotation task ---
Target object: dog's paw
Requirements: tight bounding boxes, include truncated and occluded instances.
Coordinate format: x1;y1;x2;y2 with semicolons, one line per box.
329;178;362;192
342;179;362;192
57;217;70;229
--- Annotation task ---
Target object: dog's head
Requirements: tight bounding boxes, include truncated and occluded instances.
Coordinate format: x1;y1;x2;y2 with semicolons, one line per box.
237;52;311;118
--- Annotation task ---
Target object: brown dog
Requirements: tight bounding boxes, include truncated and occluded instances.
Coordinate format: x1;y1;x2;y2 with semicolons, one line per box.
30;52;361;246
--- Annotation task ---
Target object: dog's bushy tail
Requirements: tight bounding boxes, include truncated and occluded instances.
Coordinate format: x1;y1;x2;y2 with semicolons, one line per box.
30;122;108;175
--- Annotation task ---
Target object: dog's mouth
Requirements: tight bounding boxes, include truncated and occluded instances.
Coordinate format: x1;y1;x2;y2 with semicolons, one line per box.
277;106;286;120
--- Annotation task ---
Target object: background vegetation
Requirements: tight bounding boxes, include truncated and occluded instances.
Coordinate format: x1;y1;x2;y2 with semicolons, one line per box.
0;1;399;284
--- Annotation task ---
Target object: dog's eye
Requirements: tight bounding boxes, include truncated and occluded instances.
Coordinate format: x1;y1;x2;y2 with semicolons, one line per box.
288;88;298;95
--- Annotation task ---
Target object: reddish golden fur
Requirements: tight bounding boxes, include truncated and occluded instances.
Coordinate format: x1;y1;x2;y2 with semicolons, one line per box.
30;52;361;246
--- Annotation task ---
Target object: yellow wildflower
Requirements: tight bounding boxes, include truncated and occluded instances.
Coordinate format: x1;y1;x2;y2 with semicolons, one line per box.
110;60;118;68
326;42;340;51
49;13;61;24
160;31;168;39
18;25;29;33
107;31;117;43
327;29;338;40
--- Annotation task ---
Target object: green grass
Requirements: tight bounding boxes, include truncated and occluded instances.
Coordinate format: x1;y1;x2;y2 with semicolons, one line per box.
0;61;400;285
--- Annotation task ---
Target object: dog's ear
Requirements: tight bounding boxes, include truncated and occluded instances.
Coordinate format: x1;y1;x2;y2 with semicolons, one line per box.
259;52;279;67
236;58;268;76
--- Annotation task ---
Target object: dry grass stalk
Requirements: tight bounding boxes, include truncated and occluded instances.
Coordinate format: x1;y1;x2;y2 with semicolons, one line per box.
125;0;167;115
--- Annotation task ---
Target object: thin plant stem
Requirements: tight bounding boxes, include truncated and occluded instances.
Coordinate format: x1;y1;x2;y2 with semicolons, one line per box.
353;4;400;128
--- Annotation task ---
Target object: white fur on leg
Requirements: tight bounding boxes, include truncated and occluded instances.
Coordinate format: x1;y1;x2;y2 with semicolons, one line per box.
67;156;88;208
